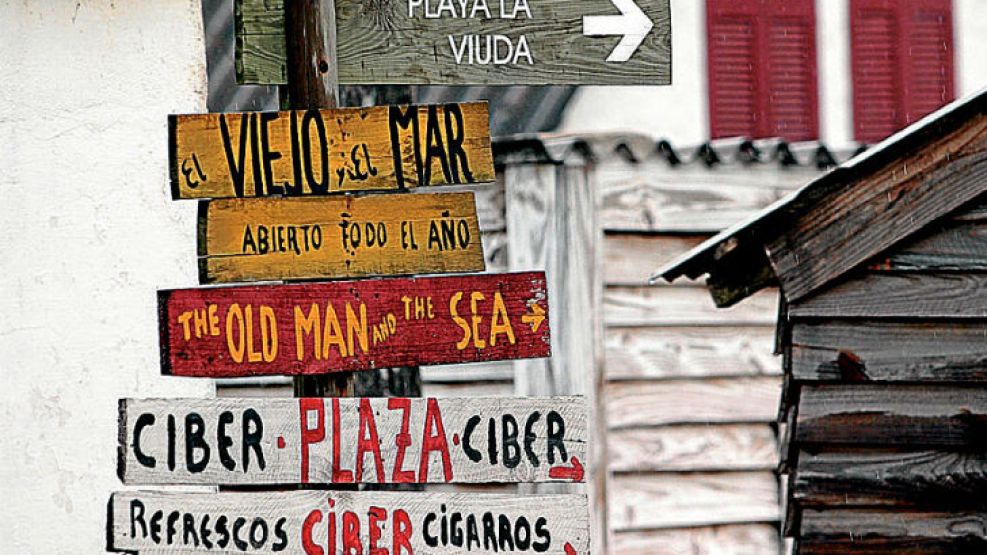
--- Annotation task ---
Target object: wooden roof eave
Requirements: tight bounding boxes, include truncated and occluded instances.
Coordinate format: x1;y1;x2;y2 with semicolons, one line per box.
652;86;987;308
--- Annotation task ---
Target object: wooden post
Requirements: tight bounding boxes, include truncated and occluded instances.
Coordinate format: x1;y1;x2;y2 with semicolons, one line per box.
283;1;421;399
504;143;609;553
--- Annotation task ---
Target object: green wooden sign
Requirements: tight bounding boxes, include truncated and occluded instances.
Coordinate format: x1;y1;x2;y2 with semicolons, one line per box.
236;0;671;85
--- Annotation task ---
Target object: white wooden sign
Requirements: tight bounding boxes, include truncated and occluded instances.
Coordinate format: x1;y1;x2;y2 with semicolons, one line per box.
119;397;587;485
108;490;590;554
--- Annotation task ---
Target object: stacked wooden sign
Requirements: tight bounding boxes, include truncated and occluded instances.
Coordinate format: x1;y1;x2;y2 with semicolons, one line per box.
107;101;591;553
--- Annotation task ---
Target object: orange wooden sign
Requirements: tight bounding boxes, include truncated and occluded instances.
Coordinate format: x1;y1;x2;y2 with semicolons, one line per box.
198;192;484;283
169;102;494;199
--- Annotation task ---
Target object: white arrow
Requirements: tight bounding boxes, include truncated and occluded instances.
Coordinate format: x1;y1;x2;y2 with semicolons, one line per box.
582;0;654;62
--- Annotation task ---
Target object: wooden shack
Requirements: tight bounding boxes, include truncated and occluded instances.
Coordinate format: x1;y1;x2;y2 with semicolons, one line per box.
657;88;987;554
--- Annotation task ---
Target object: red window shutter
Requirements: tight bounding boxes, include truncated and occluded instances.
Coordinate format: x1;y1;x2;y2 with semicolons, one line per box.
851;0;953;143
901;0;954;124
707;0;818;141
707;1;759;139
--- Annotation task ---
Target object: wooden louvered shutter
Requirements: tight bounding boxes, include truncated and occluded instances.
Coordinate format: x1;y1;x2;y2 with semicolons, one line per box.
707;0;818;141
901;0;954;125
851;0;953;143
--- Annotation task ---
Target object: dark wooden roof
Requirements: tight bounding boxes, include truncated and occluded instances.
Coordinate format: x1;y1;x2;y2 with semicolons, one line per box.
655;87;987;307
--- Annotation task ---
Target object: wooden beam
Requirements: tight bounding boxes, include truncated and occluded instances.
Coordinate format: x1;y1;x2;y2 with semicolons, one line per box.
799;509;987;554
764;114;987;302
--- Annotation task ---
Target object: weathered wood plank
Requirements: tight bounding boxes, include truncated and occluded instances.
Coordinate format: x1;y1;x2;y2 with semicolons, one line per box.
790;273;987;319
119;397;586;485
609;472;780;530
605;326;780;380
234;0;286;84
158;272;551;377
612;524;781;555
504;146;608;553
597;164;812;233
107;490;590;553
169;103;494;199
606;377;780;428
602;234;707;285
421;361;514;383
797;384;987;447
799;509;987;554
604;285;779;327
236;0;672;85
608;424;777;472
424;380;516;398
794;449;987;508
791;321;987;382
197;192;485;283
867;220;987;271
765;113;987;302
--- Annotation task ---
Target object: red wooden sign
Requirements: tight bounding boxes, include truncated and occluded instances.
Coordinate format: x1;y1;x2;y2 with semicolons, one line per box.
158;272;550;377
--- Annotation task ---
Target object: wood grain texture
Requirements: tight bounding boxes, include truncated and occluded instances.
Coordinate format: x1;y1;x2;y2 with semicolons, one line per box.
789;273;987;319
236;0;672;85
796;384;987;447
107;490;590;553
235;0;286;84
867;220;987;271
169;103;494;199
609;472;780;530
158;272;551;377
596;161;813;233
606;377;780;428
608;424;777;472
765;113;987;302
605;326;780;380
602;234;707;285
119;396;586;485
604;285;779;327
504;153;608;552
791;321;987;382
198;192;485;283
794;449;987;508
799;509;987;554
611;524;780;555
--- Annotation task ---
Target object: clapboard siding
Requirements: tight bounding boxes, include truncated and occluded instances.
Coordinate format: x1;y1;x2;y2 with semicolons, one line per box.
609;472;781;530
609;424;777;472
606;326;780;380
799;509;987;554
796;384;987;447
867;220;987;271
605;284;779;327
790;272;987;319
607;377;780;428
791;321;987;382
794;449;987;508
603;233;707;284
612;523;781;555
597;162;817;233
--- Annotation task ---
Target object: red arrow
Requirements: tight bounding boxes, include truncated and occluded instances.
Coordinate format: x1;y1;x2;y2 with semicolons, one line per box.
549;457;584;482
564;542;578;555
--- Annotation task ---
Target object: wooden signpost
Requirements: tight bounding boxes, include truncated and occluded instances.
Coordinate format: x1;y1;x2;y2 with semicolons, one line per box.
108;490;590;554
158;271;551;377
118;396;586;485
169;102;495;200
236;0;671;85
198;192;485;283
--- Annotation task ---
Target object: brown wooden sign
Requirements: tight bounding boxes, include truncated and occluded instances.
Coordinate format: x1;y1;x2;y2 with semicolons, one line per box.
108;490;590;554
158;272;550;377
169;102;494;199
118;396;586;485
198;192;485;283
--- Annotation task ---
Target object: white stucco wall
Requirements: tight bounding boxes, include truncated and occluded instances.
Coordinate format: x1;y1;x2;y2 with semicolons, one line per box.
559;0;987;148
0;2;213;552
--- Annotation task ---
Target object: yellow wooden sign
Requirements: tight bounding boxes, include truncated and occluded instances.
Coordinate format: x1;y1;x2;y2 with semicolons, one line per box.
169;102;494;199
198;192;485;283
